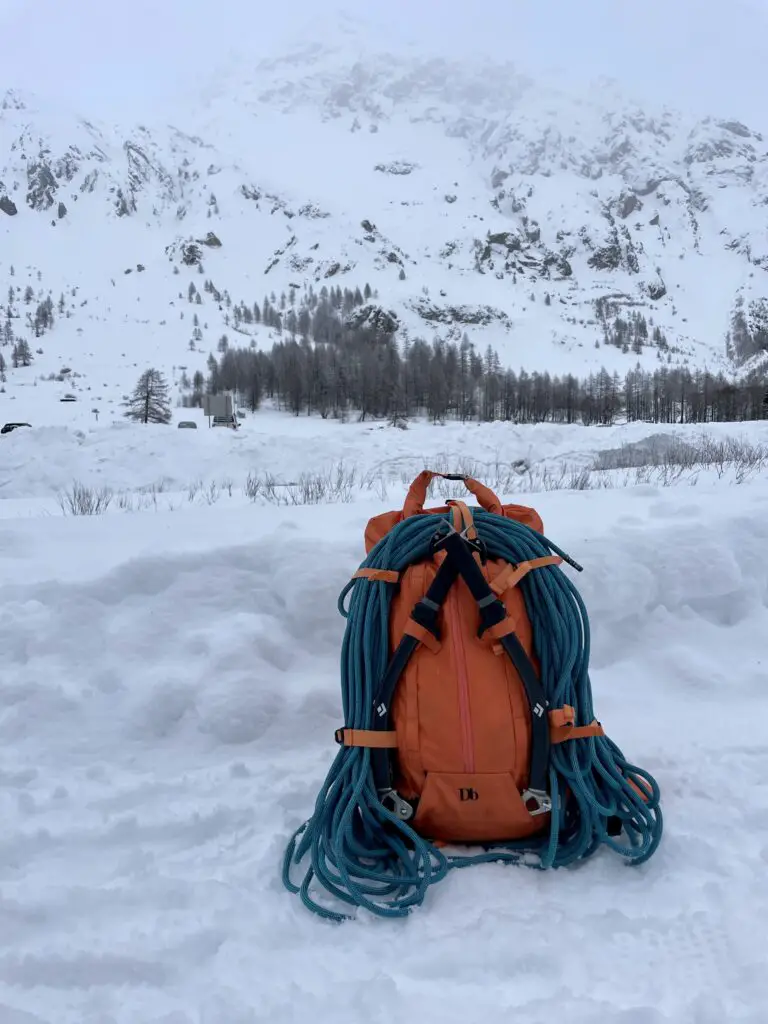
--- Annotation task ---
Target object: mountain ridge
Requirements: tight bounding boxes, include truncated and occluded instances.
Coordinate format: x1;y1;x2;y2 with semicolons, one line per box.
1;42;767;425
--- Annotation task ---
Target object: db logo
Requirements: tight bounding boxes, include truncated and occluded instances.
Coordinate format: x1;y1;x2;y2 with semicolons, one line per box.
458;787;479;801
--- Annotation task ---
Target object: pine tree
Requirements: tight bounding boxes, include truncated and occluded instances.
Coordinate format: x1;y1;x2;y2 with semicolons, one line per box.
123;368;172;424
12;339;32;367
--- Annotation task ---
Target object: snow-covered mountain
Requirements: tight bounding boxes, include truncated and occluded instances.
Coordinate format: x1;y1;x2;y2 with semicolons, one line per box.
2;37;768;420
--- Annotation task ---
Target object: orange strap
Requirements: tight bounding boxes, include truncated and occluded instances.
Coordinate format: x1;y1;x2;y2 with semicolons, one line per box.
446;499;478;541
402;471;504;518
628;777;652;804
548;705;604;744
335;728;398;748
491;556;563;595
352;568;400;583
337;716;602;750
485;619;517;641
447;498;482;567
403;619;442;653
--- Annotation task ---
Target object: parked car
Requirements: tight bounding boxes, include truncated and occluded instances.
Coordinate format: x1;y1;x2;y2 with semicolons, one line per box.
1;422;31;435
177;420;198;429
211;415;239;429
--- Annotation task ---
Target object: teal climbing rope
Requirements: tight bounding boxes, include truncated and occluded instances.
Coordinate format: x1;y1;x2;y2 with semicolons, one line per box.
282;509;662;921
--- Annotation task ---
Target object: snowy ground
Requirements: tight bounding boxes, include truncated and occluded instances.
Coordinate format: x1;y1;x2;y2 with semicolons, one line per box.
1;413;768;1022
2;402;768;508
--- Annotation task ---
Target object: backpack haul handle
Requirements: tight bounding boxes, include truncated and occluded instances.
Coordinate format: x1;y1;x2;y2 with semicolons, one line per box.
403;470;504;518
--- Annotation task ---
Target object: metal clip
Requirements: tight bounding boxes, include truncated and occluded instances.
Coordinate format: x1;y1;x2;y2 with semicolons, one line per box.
522;788;552;817
380;789;414;821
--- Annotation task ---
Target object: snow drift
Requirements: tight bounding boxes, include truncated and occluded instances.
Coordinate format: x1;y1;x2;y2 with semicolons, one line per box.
1;440;767;1022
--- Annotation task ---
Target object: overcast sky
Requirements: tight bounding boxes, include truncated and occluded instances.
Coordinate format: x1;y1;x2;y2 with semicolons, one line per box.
2;0;768;128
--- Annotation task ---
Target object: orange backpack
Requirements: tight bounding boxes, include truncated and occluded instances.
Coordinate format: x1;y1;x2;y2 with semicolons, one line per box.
283;471;662;920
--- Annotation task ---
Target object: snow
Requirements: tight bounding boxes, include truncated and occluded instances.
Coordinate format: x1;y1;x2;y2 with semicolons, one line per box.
1;413;767;1022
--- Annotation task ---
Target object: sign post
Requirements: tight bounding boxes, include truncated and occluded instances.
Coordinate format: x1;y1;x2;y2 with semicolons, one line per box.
202;393;234;427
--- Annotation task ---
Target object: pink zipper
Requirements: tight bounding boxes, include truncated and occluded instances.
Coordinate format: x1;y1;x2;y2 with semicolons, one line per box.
447;587;474;773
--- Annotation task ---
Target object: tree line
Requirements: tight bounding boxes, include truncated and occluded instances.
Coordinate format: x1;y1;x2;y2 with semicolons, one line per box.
178;281;767;426
181;320;767;427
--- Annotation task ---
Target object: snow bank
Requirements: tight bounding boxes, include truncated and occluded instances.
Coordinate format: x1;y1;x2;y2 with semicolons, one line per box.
1;412;767;504
1;467;767;1022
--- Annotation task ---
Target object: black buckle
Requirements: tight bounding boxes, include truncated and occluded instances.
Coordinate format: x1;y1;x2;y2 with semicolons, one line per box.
431;521;488;564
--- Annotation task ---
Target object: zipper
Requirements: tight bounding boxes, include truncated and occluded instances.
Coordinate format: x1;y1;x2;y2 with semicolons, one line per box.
447;585;474;773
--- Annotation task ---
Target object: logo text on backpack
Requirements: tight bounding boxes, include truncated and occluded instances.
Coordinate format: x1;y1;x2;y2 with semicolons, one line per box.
458;787;479;801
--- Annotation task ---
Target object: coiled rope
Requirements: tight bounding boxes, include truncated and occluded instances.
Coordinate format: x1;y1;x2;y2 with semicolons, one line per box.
282;509;662;921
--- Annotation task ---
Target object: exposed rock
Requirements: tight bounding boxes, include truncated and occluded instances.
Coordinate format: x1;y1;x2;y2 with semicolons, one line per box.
314;259;355;281
0;195;17;216
718;120;753;139
412;299;511;328
374;160;416;175
588;242;622;271
298;202;330;218
26;160;58;211
346;303;400;335
616;191;642;218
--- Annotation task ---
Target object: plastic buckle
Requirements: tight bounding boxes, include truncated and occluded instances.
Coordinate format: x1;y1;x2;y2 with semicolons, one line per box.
522;788;552;817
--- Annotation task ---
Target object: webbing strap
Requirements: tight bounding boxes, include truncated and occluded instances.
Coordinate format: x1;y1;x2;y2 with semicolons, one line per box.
336;728;398;748
368;555;461;792
352;568;400;583
446;499;478;540
403;620;441;653
336;718;601;748
548;705;603;744
491;556;562;595
550;722;604;744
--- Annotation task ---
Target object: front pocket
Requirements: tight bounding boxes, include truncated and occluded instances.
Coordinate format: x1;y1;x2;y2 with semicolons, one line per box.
412;771;549;844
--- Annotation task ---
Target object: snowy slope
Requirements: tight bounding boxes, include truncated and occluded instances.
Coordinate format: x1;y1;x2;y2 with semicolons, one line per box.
1;424;767;1022
2;34;768;427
